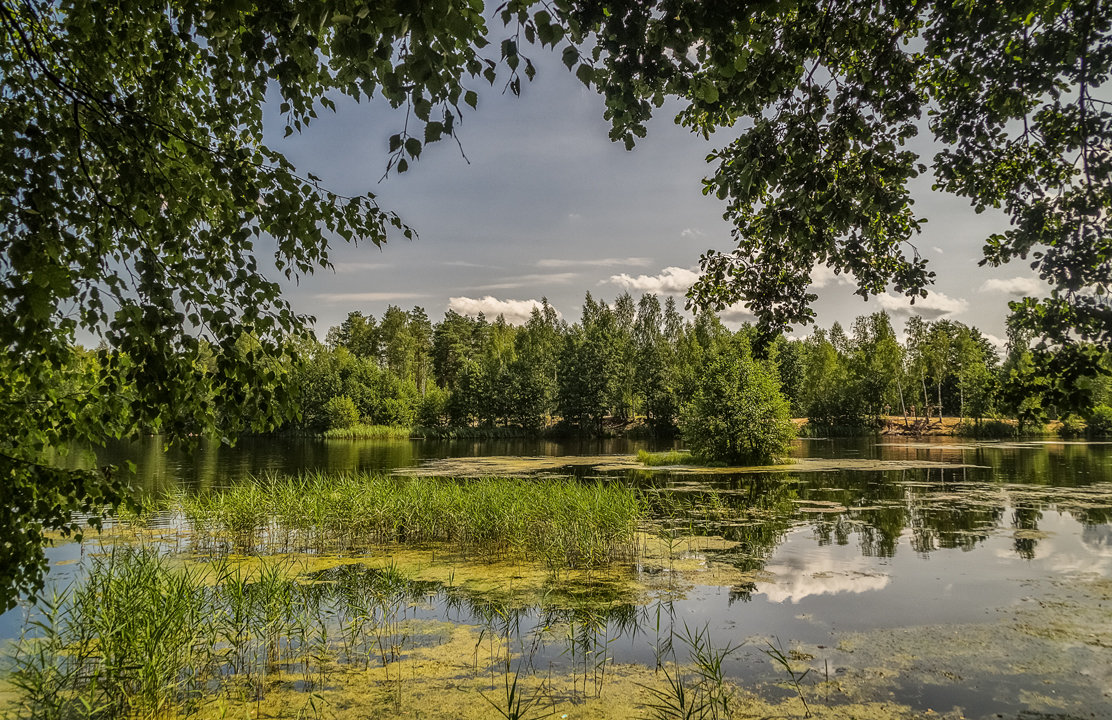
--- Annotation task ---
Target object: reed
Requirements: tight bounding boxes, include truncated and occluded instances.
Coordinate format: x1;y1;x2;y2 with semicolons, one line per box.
6;548;448;719
320;423;415;439
164;472;643;571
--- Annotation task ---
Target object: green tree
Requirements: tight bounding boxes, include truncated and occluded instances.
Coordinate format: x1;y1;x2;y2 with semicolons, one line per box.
325;312;380;358
0;0;518;606
634;294;679;432
845;313;903;422
678;336;795;465
557;295;617;433
432;310;478;392
322;395;360;430
567;2;1110;396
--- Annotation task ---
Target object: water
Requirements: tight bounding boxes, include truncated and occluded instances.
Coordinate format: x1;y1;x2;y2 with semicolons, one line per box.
7;436;1112;718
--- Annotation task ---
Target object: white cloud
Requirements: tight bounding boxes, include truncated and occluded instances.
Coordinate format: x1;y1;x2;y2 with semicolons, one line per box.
680;228;706;239
932;246;945;255
980;276;1045;296
875;290;969;320
333;261;390;274
314;291;426;303
810;265;852;289
444;260;492;268
468;272;579;291
759;553;890;604
719;304;757;323
609;266;699;295
982;333;1007;356
447;296;561;325
537;257;651;269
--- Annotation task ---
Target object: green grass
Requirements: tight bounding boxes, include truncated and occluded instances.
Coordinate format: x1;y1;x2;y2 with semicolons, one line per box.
5;547;440;719
320;423;414;439
636;450;722;467
413;425;540;439
952;418;1050;438
638;450;694;466
172;472;643;570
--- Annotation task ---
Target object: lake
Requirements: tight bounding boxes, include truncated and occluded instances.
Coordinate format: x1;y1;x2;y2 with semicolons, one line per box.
2;435;1110;719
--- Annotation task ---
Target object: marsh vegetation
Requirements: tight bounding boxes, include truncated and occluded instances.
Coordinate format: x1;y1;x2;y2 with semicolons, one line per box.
4;439;1112;719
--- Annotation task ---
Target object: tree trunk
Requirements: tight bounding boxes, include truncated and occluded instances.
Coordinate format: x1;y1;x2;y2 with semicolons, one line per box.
897;376;909;429
921;374;930;421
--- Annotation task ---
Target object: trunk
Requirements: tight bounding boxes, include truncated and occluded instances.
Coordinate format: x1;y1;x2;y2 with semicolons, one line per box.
921;374;930;421
897;376;909;429
936;381;943;425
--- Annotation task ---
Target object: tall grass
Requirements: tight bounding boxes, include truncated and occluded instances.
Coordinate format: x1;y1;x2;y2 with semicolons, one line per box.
636;450;724;467
320;423;414;439
172;472;643;570
6;547;439;719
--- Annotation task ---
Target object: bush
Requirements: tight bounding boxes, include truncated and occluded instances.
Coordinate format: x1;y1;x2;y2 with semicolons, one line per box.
1058;414;1086;438
416;384;449;428
321;394;360;430
1087;404;1112;438
678;339;795;465
954;418;1018;438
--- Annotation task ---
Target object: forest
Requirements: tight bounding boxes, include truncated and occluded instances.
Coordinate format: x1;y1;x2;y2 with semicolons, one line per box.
288;292;1112;440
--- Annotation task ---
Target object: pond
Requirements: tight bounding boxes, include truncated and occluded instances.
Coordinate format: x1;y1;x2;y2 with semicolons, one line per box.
2;436;1110;719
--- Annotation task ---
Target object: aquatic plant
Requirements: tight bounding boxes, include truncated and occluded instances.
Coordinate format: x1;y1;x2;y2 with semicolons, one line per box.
637;622;740;720
5;548;456;719
481;662;560;720
636;450;721;467
165;472;642;571
762;638;812;718
320;423;414;439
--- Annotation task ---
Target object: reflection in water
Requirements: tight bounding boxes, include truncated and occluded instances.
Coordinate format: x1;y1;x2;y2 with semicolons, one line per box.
16;437;1112;719
758;556;889;604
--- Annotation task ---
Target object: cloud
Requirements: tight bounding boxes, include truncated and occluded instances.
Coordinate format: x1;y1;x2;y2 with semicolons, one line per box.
609;266;699;295
875;290;969;320
980;276;1045;296
719;304;757;323
982;333;1007;356
537;257;651;269
447;296;561;325
759;551;890;604
314;291;426;303
333;261;390;273
444;260;493;268
680;228;706;239
467;272;579;291
809;265;853;289
932;246;945;255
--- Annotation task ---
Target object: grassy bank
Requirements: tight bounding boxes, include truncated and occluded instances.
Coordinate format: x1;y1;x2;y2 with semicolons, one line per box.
172;472;642;570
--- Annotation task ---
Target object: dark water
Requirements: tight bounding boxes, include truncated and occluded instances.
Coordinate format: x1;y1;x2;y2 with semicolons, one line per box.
8;436;1112;718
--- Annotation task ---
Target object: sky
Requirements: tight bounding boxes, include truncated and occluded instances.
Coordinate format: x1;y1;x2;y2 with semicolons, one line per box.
264;45;1047;351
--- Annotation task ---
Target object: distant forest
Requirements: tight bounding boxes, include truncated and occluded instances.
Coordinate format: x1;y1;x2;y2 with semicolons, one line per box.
295;292;1112;438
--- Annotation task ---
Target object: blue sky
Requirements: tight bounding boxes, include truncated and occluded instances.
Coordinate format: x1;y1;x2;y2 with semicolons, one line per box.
267;46;1046;349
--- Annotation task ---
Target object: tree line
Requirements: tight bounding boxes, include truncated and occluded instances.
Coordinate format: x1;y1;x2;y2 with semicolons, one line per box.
297;293;1112;438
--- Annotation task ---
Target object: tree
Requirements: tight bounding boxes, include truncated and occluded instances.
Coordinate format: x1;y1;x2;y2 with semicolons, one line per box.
678;335;795;465
0;0;527;607
566;1;1110;400
326;312;380;359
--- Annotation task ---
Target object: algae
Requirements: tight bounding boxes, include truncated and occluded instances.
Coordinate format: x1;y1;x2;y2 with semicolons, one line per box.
396;454;988;478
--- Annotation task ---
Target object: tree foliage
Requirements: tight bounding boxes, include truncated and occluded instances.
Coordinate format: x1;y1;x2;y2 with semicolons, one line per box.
567;0;1111;402
678;336;795;466
6;0;1112;607
0;0;514;608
